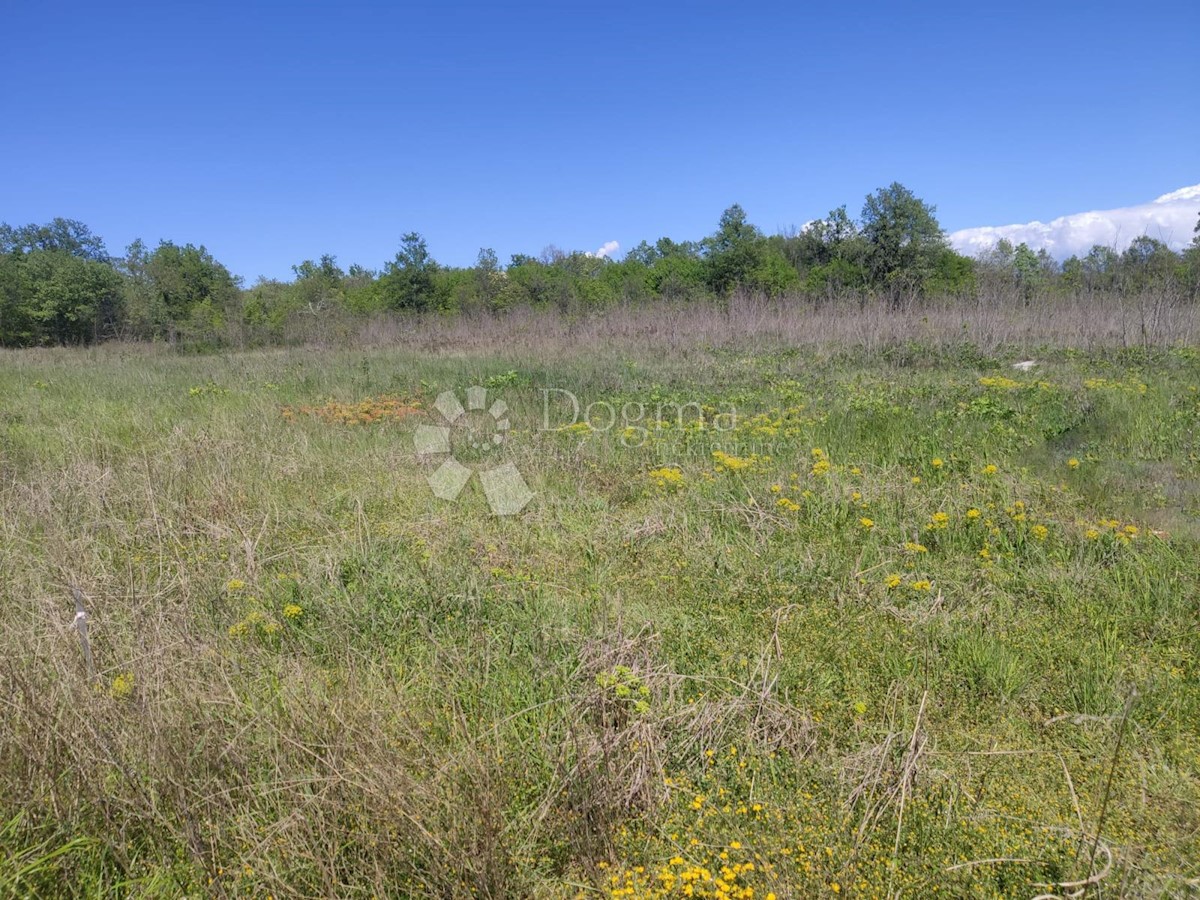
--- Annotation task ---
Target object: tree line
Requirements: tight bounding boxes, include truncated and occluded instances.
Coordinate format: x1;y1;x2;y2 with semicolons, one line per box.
3;183;1199;348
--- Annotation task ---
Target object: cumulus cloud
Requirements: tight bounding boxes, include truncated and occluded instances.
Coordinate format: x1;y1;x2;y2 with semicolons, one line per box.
950;185;1200;260
588;240;620;259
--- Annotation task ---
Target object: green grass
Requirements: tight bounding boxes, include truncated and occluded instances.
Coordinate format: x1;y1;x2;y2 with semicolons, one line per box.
1;335;1199;898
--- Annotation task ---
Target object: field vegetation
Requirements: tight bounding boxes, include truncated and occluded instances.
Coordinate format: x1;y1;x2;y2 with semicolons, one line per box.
2;297;1199;897
3;184;1198;350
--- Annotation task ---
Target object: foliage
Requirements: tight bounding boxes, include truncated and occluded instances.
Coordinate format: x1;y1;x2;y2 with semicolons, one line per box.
0;217;109;261
2;332;1198;896
4;189;1199;349
704;204;766;295
379;232;438;311
860;182;949;306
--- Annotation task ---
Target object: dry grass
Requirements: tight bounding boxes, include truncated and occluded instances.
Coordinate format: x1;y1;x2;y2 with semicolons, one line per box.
2;294;1198;897
274;288;1200;357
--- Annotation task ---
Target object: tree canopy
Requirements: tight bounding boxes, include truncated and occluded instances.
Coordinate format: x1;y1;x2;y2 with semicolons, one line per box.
2;184;1196;348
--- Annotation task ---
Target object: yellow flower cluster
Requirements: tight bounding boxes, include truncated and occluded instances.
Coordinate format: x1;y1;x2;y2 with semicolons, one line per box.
925;511;950;531
1083;376;1147;394
606;854;761;899
712;451;757;473
596;665;652;715
885;575;933;592
228;610;280;638
649;466;686;490
1085;519;1141;543
977;375;1022;390
110;672;135;701
187;381;229;397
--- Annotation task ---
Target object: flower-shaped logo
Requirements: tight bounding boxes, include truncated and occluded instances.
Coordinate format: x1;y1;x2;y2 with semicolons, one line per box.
413;386;533;515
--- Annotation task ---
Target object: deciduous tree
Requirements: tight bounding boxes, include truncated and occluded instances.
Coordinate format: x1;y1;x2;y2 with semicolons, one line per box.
860;183;947;306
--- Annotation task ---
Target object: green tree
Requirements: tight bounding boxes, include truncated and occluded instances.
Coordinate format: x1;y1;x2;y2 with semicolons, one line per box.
379;233;438;310
785;207;870;299
0;218;124;345
474;247;502;308
241;277;292;338
704;204;765;295
1117;237;1178;292
0;218;109;261
117;239;163;338
745;248;800;297
19;250;124;344
860;183;948;305
144;241;241;341
926;247;976;296
1060;255;1084;293
0;252;34;346
1012;243;1043;301
1184;214;1200;297
292;254;345;311
787;206;862;268
1081;245;1119;292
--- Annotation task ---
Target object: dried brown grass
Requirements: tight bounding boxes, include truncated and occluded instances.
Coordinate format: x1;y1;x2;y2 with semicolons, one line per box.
292;288;1200;358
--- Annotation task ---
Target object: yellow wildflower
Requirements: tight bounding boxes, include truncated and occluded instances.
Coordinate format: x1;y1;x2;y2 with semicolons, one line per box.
110;672;134;700
712;451;754;473
649;466;685;489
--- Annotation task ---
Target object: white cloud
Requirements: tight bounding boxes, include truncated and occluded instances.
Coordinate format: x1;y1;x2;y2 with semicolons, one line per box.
950;185;1200;260
587;240;620;259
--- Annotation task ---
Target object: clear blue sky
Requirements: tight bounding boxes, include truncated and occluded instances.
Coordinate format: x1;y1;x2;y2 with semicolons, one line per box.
3;0;1197;281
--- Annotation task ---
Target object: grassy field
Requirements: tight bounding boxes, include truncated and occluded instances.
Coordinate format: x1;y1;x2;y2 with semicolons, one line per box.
2;303;1199;898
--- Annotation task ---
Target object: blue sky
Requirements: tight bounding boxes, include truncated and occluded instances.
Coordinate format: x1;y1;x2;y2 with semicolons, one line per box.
3;0;1197;280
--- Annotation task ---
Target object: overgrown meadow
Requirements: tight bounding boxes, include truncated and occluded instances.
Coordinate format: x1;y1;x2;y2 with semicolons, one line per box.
2;308;1199;898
